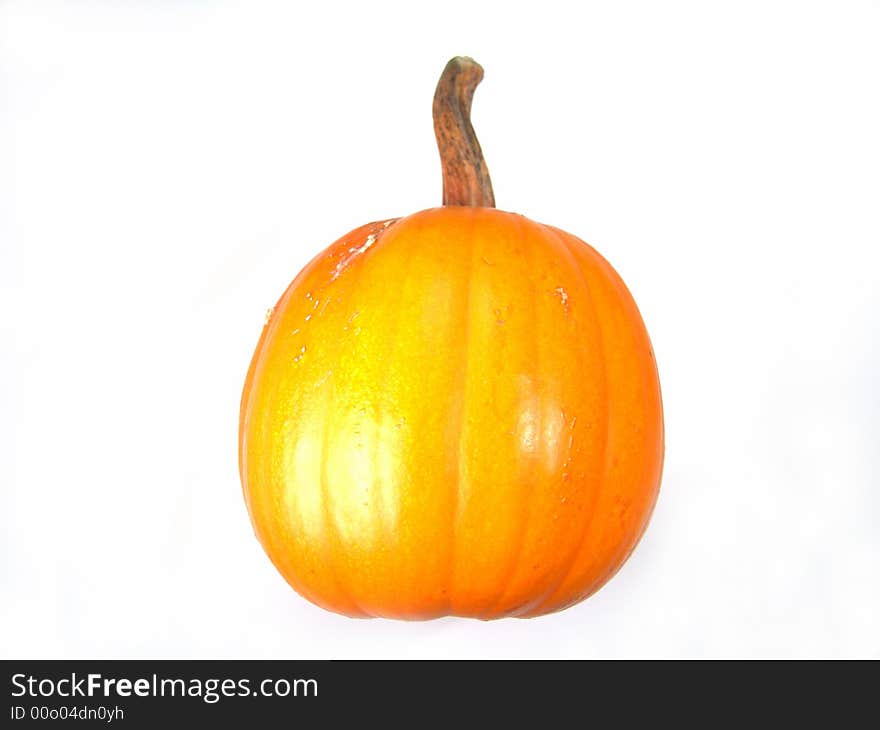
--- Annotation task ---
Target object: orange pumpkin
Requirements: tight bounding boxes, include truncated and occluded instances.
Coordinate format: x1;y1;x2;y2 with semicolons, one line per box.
239;58;664;619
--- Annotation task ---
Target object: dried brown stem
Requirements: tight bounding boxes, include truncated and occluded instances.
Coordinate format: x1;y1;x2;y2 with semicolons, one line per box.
432;57;495;208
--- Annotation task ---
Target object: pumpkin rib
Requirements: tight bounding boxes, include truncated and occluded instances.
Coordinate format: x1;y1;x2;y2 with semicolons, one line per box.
243;256;319;603
553;234;664;611
553;232;621;611
320;396;372;617
555;238;631;610
517;226;613;617
496;224;589;618
481;213;546;618
240;266;304;510
530;229;662;615
313;221;381;617
510;227;603;617
354;242;392;618
316;229;380;619
583;232;664;595
318;224;391;618
245;232;371;618
339;218;411;617
447;207;479;615
365;219;422;615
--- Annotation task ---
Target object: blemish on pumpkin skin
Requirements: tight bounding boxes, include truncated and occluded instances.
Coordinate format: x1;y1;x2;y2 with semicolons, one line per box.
613;494;632;528
264;307;274;325
493;303;511;325
332;232;379;280
313;369;333;389
561;414;577;480
343;310;361;331
293;345;306;363
554;286;570;314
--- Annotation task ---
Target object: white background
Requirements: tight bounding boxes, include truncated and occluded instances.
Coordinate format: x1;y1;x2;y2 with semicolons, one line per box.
2;1;878;659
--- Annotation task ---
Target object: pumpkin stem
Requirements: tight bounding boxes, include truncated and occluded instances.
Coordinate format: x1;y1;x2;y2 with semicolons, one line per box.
433;56;495;208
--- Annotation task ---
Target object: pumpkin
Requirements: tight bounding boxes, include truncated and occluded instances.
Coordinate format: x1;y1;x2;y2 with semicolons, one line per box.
239;57;664;619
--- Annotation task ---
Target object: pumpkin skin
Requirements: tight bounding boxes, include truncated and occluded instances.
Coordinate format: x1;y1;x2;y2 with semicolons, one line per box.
239;206;664;619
